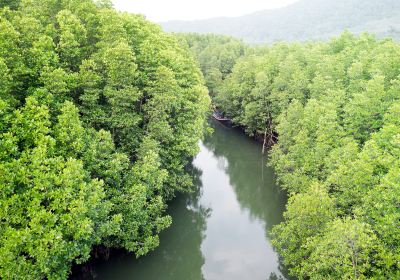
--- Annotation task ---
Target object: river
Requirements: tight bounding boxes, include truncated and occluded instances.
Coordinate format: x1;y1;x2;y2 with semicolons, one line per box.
71;120;288;280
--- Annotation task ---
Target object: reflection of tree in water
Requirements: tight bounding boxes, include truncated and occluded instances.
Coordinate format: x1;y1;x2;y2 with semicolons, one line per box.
267;259;295;280
204;120;287;231
268;272;283;280
216;157;228;171
205;120;291;280
70;165;210;280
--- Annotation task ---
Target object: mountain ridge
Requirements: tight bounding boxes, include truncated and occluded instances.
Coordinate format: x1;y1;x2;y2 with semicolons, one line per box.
161;0;400;44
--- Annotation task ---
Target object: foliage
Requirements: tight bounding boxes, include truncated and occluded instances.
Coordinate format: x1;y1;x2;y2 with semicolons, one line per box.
195;32;400;278
176;33;246;98
0;0;210;278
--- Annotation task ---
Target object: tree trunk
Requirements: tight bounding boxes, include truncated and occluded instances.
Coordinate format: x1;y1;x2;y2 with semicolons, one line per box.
262;129;267;154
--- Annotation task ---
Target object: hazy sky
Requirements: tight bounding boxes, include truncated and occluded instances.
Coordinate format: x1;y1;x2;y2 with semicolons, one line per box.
112;0;299;22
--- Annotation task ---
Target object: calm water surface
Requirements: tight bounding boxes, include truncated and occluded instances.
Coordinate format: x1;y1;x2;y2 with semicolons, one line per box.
72;120;288;280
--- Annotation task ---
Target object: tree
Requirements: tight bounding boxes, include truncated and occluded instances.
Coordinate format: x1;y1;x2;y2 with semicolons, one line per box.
201;31;400;278
271;185;336;277
0;1;210;278
0;97;117;279
305;218;382;279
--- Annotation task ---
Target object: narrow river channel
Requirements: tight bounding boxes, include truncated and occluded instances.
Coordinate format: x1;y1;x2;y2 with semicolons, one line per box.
72;120;288;280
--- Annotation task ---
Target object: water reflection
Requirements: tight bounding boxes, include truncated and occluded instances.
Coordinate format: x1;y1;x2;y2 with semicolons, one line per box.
70;119;289;280
204;121;286;231
71;165;209;280
196;121;287;280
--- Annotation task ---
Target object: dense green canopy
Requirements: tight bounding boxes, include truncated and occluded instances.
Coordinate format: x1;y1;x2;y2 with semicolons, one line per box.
2;0;399;278
0;0;210;279
182;32;400;279
175;34;246;98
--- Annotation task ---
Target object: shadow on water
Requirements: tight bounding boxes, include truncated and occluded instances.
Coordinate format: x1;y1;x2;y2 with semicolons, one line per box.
70;119;291;280
197;120;289;280
204;120;287;231
71;165;209;280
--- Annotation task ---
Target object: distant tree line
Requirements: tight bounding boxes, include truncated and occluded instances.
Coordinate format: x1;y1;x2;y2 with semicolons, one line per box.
0;0;210;279
180;31;400;279
176;33;246;98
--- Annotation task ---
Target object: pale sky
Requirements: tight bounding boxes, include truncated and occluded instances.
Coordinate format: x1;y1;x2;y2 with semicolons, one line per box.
112;0;300;22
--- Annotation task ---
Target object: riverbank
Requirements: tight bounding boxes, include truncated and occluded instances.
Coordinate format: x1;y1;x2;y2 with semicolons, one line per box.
70;120;289;280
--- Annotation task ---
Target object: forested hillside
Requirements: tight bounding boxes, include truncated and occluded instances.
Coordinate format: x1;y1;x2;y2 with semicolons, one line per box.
163;0;400;44
0;0;210;279
181;32;400;279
